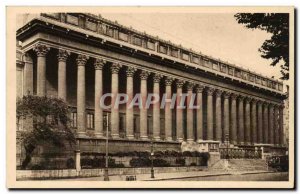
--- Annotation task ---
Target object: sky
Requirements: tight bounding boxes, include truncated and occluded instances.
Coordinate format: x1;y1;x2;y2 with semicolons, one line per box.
100;13;283;81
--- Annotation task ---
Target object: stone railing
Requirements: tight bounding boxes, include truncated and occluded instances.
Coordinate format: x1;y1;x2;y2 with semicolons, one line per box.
219;147;262;159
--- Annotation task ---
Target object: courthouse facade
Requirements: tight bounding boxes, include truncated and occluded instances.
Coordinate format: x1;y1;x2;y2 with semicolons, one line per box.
16;13;287;155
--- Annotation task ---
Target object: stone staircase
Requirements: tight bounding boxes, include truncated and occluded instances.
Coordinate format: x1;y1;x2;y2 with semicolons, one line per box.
210;159;268;172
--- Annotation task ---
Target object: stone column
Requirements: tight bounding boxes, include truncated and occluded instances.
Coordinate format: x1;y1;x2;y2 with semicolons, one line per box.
153;74;162;140
186;82;194;142
33;44;50;96
23;53;33;95
206;87;215;140
176;80;184;142
257;100;263;143
263;102;269;144
111;63;122;139
196;85;205;141
164;77;173;141
223;92;230;142
126;66;136;139
274;105;280;145
251;99;257;144
279;105;284;145
76;54;89;135
57;49;70;101
245;97;251;145
215;89;222;142
230;93;238;144
238;96;245;145
269;104;274;144
16;62;24;98
94;59;105;137
140;70;149;140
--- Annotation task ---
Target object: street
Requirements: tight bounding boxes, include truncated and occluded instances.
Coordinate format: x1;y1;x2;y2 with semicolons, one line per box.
47;171;288;182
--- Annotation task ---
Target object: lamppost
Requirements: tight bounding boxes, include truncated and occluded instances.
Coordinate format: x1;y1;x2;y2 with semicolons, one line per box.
104;115;109;181
150;139;155;178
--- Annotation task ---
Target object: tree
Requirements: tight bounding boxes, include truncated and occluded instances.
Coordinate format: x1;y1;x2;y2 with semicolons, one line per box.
17;95;76;169
234;13;289;80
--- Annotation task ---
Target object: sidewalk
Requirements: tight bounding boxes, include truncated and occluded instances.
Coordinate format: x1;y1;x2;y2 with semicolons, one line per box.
56;169;272;181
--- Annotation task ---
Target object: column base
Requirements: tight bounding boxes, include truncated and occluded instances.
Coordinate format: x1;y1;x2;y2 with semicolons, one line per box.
153;136;161;141
94;133;103;138
111;134;120;139
166;137;173;142
77;132;86;138
140;136;149;140
126;135;135;140
187;139;194;143
177;137;184;142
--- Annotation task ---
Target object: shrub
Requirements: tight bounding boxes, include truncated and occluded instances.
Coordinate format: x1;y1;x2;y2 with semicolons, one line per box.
130;157;151;167
66;158;75;169
175;158;186;166
153;158;170;167
190;162;197;166
30;164;46;170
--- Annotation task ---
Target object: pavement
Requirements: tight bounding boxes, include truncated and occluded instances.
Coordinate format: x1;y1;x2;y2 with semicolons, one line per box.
54;169;276;181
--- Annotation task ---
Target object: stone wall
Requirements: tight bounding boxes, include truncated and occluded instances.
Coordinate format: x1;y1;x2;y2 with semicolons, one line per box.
17;166;206;180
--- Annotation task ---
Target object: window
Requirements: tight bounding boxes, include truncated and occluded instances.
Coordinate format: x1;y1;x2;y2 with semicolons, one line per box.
212;62;219;70
133;36;142;46
228;67;234;75
203;59;212;68
182;52;189;61
70;112;77;128
256;76;261;84
86;113;94;129
220;64;227;73
105;27;114;37
147;41;155;50
235;69;241;78
192;56;199;64
86;20;97;31
66;14;79;25
119;32;128;42
159;45;167;54
171;48;179;57
249;74;255;82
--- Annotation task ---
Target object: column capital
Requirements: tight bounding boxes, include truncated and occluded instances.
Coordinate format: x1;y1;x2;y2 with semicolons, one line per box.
223;91;230;99
176;80;185;88
263;101;270;106
58;49;70;62
238;95;245;101
186;82;195;91
126;66;137;77
33;43;50;57
206;87;215;95
231;93;238;100
257;100;264;105
111;63;122;74
140;70;149;80
215;89;223;97
76;54;89;66
94;58;106;70
269;103;275;108
245;97;252;103
164;77;174;86
196;84;205;93
153;73;162;83
251;98;257;103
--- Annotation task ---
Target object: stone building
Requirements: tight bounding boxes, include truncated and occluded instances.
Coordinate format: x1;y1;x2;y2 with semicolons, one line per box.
16;13;287;161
